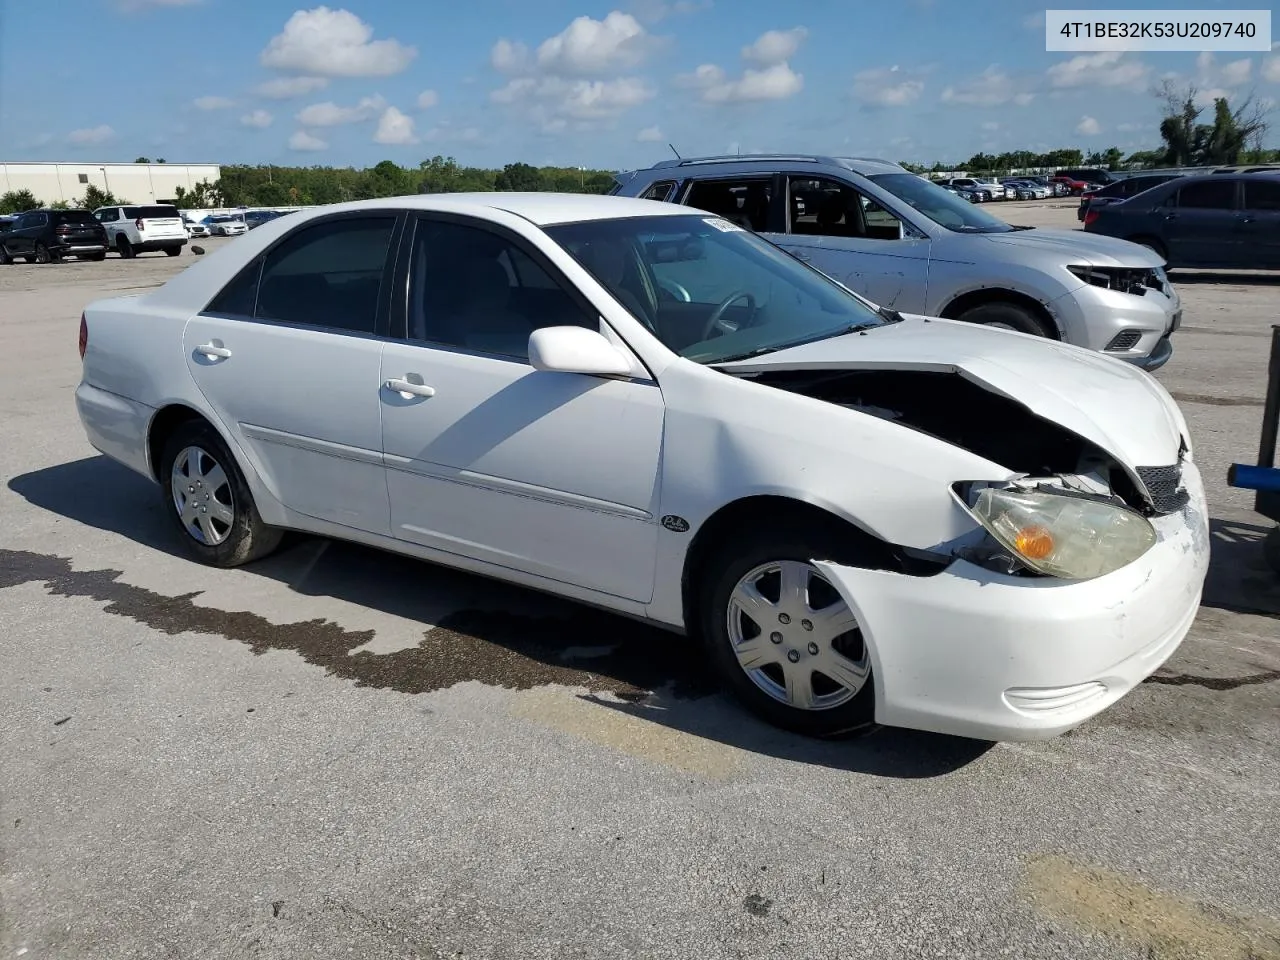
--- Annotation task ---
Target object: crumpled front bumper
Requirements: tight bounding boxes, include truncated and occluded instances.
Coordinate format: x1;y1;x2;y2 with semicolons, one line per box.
814;461;1210;742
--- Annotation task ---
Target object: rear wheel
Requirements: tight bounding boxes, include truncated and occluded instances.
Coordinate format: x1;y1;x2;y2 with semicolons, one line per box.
164;245;181;257
34;242;53;264
117;236;135;259
158;419;283;567
699;528;877;738
957;301;1052;338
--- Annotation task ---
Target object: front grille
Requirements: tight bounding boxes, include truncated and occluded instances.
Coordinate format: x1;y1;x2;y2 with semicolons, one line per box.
1135;463;1189;515
1105;330;1142;351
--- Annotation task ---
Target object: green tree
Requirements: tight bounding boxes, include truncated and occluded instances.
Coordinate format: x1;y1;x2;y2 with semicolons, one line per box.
494;162;543;191
172;179;224;209
0;189;40;213
48;200;70;210
135;156;151;163
1155;81;1269;166
77;184;123;209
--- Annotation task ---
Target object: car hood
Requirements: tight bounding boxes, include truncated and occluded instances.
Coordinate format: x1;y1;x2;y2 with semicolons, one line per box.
719;316;1185;471
980;227;1161;267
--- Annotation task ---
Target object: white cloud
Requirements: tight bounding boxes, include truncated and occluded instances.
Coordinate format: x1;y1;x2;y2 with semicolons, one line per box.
240;110;274;129
255;75;329;99
373;106;418;144
678;27;806;104
67;125;116;145
534;11;654;75
416;89;439;110
941;65;1033;106
742;27;807;68
260;6;416;78
1219;57;1253;85
852;65;925;107
1047;51;1149;90
1075;115;1102;136
682;62;803;103
491;38;531;74
1192;51;1253;89
636;125;664;142
295;95;386;126
289;129;328;151
1264;55;1280;83
192;95;234;110
492;75;655;120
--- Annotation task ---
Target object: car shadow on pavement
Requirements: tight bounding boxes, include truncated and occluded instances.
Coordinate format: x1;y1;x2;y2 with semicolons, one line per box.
8;455;993;778
1202;517;1280;619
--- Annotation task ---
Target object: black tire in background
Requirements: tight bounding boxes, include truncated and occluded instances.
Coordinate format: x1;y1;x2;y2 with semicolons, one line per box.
957;301;1052;338
117;236;135;258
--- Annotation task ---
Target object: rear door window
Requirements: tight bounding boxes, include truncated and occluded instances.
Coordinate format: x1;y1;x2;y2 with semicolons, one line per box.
1177;180;1237;209
1243;179;1280;211
682;178;773;231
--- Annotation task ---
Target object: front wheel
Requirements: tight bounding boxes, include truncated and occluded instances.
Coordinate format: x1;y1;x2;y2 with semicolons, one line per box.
158;419;283;567
700;532;876;738
957;301;1052;338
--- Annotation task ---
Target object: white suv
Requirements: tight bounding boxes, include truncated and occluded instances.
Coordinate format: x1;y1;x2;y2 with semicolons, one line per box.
94;205;188;258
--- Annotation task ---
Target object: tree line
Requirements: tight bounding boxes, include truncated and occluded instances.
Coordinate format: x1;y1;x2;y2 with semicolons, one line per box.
1;84;1272;215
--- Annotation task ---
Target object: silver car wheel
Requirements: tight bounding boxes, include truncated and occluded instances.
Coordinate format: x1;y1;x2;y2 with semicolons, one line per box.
725;560;869;711
170;445;235;546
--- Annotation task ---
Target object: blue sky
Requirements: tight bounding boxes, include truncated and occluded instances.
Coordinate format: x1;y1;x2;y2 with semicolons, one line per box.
2;0;1278;170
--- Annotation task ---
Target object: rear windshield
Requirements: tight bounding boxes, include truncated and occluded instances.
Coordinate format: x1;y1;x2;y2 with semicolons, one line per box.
125;205;180;219
55;211;99;225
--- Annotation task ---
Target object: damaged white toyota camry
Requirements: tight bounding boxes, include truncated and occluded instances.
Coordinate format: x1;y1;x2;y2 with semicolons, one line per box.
75;193;1210;742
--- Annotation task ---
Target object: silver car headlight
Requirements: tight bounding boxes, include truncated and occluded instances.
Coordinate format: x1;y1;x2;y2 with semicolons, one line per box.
960;485;1156;581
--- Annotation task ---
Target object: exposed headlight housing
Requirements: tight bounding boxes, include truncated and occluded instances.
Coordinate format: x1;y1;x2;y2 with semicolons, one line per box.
957;483;1157;581
1067;264;1165;296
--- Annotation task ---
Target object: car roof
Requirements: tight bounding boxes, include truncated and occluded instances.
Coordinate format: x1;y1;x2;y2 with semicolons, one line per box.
284;192;691;226
628;153;908;178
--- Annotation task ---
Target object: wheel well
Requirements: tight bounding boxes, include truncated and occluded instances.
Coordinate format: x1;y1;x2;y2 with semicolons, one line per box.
939;288;1061;339
679;496;905;635
147;404;208;481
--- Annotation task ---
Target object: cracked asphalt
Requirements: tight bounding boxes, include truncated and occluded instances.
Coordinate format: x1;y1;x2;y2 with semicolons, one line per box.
2;202;1278;959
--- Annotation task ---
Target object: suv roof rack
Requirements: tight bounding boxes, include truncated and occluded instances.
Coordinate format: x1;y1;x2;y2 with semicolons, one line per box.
652;154;849;168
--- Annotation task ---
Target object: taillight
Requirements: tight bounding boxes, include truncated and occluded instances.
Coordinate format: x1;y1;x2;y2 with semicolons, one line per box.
78;312;87;359
1083;210;1100;227
135;218;145;231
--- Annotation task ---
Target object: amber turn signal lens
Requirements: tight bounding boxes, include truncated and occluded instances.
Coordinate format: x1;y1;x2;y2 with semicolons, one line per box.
1013;525;1054;560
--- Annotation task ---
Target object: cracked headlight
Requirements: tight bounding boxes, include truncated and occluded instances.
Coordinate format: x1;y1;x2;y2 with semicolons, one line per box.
965;487;1157;581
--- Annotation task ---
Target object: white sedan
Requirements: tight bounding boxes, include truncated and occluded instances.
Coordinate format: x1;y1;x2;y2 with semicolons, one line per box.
74;193;1209;741
205;215;247;237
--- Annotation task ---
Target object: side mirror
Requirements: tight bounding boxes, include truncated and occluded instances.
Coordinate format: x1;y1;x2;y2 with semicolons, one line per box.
528;326;633;377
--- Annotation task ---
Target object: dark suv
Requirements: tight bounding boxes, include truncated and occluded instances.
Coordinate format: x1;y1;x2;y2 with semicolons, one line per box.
0;209;108;263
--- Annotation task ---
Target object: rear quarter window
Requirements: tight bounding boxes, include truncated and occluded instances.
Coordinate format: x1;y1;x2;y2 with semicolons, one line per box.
55;211;99;225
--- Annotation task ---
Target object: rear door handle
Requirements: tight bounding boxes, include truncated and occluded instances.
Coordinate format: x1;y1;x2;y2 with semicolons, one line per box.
197;343;231;360
385;378;436;399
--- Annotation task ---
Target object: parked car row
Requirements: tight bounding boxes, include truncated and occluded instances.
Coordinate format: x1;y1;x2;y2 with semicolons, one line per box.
611;154;1181;371
0;202;281;264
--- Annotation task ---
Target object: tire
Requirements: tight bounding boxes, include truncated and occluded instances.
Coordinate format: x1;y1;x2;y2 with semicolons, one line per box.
164;246;181;257
89;252;106;262
0;247;10;265
699;526;877;738
956;301;1053;338
117;236;135;259
34;242;53;264
1129;236;1167;262
158;419;283;567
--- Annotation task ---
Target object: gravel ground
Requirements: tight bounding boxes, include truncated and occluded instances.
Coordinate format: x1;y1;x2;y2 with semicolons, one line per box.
1;203;1278;960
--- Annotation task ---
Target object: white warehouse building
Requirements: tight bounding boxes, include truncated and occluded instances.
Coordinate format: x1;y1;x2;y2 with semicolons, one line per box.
0;162;221;206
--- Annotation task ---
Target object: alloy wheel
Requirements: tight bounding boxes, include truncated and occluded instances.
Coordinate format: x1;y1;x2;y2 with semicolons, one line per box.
170;445;235;545
725;560;870;711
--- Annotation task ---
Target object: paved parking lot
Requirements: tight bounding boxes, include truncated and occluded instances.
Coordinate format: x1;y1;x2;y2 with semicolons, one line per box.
2;201;1278;959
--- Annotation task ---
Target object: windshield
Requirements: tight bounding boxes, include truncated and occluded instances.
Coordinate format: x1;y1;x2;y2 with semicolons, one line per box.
870;173;1014;233
544;213;888;364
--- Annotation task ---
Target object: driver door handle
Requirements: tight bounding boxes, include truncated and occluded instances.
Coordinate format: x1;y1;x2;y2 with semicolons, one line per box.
386;378;436;399
197;343;231;360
